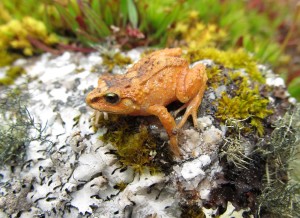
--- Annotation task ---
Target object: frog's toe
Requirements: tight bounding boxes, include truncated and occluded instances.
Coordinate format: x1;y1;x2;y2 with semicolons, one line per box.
169;136;181;157
192;110;199;129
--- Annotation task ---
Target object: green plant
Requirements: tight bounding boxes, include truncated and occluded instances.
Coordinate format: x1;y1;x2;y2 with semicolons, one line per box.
137;0;182;45
47;0;139;44
182;0;284;65
288;76;300;101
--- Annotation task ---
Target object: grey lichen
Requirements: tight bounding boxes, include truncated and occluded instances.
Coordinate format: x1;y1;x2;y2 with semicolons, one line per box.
219;119;253;169
257;103;300;217
0;88;50;166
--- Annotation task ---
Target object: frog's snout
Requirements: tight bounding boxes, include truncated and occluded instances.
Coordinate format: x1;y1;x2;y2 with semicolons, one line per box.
86;89;100;107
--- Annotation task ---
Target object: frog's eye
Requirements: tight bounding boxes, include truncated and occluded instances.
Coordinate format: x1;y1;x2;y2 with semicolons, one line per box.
104;93;120;104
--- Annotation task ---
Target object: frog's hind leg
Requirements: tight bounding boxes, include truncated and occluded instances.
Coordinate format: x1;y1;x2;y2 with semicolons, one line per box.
146;105;180;156
176;86;206;129
175;64;207;129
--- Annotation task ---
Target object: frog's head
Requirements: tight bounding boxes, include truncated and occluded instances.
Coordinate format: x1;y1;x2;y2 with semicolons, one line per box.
86;79;139;114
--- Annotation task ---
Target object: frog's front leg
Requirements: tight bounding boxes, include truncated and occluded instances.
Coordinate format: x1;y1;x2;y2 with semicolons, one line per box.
146;105;180;156
175;64;207;129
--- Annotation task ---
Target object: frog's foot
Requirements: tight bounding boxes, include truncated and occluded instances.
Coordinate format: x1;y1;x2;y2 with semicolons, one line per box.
169;135;180;157
146;105;181;156
176;87;206;130
173;102;188;117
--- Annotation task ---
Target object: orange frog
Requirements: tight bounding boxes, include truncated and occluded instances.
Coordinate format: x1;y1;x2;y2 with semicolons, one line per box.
86;48;207;156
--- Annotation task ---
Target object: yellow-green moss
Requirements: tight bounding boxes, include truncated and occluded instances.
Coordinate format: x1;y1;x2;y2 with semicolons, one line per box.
96;114;159;174
206;66;226;89
102;52;132;73
186;47;264;83
113;182;129;192
0;16;58;57
0;3;11;23
0;50;19;67
216;73;273;136
0;66;26;86
180;204;206;218
168;10;227;49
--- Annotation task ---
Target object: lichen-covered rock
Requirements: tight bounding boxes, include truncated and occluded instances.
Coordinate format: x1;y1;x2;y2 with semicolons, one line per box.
0;49;298;217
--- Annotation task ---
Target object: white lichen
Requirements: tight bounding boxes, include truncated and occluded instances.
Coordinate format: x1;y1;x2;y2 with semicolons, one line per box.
0;49;292;217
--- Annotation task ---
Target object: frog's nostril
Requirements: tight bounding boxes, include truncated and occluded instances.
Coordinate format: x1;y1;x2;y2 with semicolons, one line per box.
90;96;101;103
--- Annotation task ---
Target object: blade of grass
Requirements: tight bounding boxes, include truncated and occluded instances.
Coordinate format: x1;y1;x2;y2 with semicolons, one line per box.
54;3;79;31
81;2;111;37
127;0;138;28
153;5;180;39
104;5;114;27
120;0;128;27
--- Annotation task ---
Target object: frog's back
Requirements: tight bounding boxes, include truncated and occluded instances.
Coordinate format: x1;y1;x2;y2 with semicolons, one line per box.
127;55;188;85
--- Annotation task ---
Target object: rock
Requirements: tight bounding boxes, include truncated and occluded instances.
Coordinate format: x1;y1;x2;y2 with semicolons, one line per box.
0;49;298;217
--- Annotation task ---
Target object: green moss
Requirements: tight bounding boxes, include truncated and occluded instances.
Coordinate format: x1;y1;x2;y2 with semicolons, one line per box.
0;77;14;86
0;16;58;57
102;52;132;73
0;50;19;67
6;66;26;78
186;47;264;83
96;114;159;174
168;10;227;49
113;182;129;192
206;66;226;88
196;47;273;136
0;66;26;86
72;115;81;127
180;204;205;218
215;73;273;136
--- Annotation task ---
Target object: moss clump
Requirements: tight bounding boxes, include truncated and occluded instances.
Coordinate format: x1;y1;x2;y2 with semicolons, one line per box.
180;204;205;218
0;16;58;56
195;48;273;136
0;66;26;86
0;50;19;67
205;66;226;89
102;52;132;73
168;10;227;49
186;47;264;83
113;182;129;192
96;114;159;174
215;73;273;136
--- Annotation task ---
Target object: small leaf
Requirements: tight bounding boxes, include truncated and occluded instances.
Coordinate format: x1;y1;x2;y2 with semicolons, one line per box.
127;0;138;28
288;77;300;101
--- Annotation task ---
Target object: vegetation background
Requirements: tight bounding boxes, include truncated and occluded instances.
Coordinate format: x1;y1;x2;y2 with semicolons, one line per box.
0;1;300;216
0;0;299;100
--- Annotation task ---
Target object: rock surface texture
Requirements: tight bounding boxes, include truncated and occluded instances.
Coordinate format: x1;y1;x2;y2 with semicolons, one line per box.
0;50;298;217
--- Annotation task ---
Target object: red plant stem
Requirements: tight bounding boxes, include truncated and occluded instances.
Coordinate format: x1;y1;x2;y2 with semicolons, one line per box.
27;36;62;55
